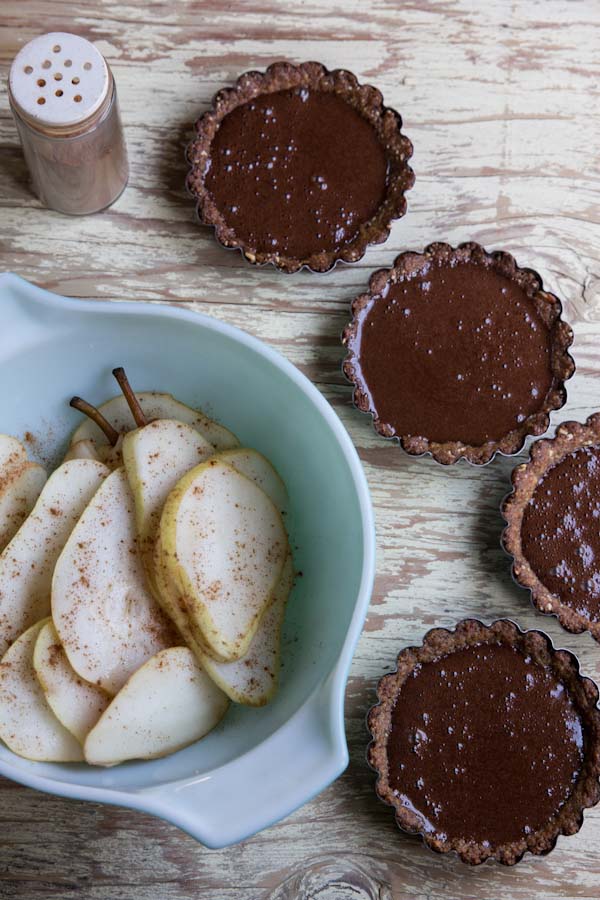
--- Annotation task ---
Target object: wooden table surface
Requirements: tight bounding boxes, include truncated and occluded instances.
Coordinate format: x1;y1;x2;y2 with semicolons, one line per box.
1;1;600;897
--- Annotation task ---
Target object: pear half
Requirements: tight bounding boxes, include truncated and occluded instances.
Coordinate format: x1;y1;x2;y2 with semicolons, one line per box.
33;620;110;743
216;448;287;515
198;554;294;706
0;434;47;552
0;462;48;553
0;459;109;657
0;434;28;472
0;619;83;761
62;438;102;463
122;419;214;588
52;468;178;695
151;446;287;650
63;435;128;471
84;647;229;766
154;539;293;704
70;392;239;454
153;534;211;657
160;460;288;662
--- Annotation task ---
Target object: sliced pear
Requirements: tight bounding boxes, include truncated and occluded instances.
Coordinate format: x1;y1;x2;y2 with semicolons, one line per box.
65;437;125;470
0;619;83;761
151;446;289;660
96;435;125;469
217;447;287;515
122;419;214;587
0;459;109;657
71;392;239;453
0;435;47;552
62;438;102;463
199;554;293;706
161;459;288;662
0;462;48;553
0;434;28;472
52;468;178;695
152;534;211;657
33;620;109;743
84;646;229;766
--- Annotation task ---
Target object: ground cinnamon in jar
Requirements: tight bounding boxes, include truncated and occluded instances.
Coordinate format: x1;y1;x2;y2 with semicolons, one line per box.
8;32;128;215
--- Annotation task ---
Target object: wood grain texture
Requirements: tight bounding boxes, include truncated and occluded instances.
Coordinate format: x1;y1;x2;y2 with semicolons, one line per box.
1;0;600;896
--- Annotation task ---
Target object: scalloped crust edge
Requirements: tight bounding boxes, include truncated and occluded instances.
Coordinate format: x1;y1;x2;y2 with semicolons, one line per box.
342;241;575;465
367;618;600;866
186;60;415;273
502;412;600;641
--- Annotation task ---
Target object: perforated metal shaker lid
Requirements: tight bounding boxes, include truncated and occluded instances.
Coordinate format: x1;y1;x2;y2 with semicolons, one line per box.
9;32;110;128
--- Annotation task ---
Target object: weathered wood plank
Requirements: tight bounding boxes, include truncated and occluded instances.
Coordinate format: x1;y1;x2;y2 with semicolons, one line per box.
1;0;600;897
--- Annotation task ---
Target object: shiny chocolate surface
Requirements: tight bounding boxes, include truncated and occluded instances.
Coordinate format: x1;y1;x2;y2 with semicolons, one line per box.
355;259;553;445
387;642;583;846
522;445;600;622
206;88;388;259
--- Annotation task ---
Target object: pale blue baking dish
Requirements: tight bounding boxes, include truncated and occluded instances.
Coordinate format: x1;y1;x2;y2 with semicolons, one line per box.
0;272;375;848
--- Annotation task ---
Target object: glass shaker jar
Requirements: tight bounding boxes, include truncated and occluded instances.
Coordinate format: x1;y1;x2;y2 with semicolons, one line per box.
8;32;128;215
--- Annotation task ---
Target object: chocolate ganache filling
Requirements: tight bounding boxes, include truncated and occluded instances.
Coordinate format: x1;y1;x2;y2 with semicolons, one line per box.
387;642;583;846
205;88;389;259
521;445;600;622
355;258;554;445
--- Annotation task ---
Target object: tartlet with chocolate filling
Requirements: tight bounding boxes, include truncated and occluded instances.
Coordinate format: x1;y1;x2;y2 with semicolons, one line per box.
187;61;414;272
342;242;574;465
368;619;600;866
503;413;600;641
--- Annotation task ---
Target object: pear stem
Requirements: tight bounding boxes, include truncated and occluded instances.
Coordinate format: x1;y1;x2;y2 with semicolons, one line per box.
70;397;120;446
112;367;147;428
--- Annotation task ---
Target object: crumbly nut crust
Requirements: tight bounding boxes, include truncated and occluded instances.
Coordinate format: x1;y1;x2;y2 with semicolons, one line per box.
502;413;600;639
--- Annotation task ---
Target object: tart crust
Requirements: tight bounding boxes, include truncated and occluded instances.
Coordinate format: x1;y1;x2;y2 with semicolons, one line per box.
186;61;414;273
503;413;600;640
342;242;575;465
367;618;600;866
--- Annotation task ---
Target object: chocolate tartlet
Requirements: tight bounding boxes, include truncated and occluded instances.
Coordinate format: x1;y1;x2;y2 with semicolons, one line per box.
503;413;600;640
342;242;574;465
368;619;600;866
187;61;414;272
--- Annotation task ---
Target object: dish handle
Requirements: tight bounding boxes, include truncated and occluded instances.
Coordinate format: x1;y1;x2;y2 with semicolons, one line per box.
0;272;79;350
145;669;348;848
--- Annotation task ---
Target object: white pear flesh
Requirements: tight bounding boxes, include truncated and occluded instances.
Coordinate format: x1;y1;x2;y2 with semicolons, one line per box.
0;435;28;472
0;619;83;761
151;446;289;660
70;392;239;453
0;434;47;552
153;534;212;657
122;419;213;585
217;447;288;515
0;462;48;553
199;554;293;706
62;438;102;463
84;647;229;766
96;435;125;470
0;459;109;657
33;620;110;743
64;437;125;471
161;460;288;662
52;468;178;695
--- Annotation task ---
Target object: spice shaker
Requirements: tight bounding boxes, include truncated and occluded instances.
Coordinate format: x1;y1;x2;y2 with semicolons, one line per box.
8;32;128;215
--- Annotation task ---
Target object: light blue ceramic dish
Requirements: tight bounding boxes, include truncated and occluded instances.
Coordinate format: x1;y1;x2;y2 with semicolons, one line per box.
0;272;375;848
